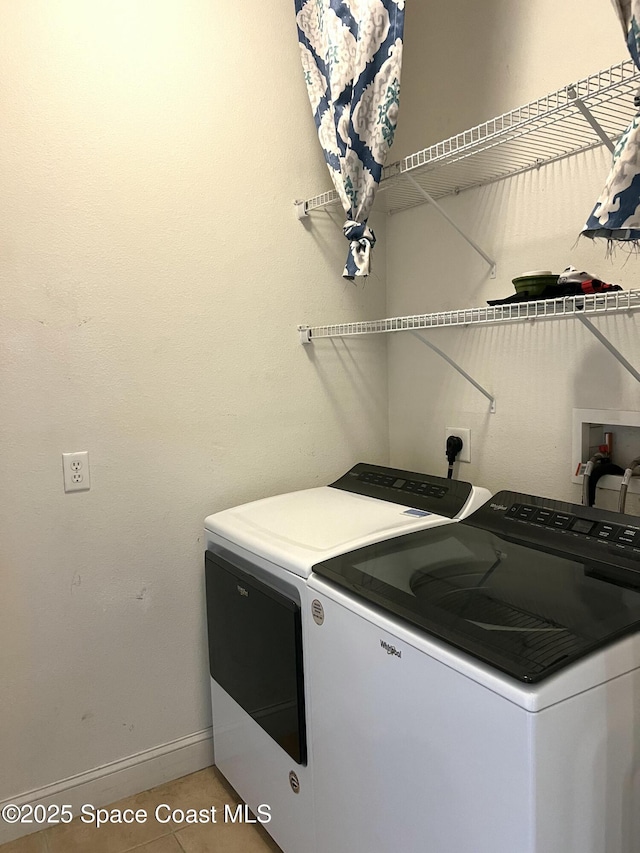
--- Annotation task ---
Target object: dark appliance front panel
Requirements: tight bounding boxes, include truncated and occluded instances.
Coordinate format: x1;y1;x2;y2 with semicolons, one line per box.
312;492;640;683
205;551;306;764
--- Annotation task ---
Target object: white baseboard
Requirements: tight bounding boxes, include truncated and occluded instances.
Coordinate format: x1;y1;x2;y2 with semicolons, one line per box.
0;728;214;844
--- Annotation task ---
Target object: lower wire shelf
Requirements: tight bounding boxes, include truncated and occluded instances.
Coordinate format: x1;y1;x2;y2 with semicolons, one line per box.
298;289;640;342
298;289;640;413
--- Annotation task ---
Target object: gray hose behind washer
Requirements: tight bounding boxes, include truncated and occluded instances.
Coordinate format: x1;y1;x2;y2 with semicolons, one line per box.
582;453;605;507
618;458;640;514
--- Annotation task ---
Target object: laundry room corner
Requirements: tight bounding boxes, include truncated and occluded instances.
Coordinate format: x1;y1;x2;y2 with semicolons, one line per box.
6;1;640;851
0;0;390;842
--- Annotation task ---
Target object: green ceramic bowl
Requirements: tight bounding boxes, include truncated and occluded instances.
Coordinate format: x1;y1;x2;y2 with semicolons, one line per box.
512;271;559;296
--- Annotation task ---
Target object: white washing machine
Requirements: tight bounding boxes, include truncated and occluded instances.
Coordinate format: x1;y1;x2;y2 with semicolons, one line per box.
203;463;491;853
308;490;640;853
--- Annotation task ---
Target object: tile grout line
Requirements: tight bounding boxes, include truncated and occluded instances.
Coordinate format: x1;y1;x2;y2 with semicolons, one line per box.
40;824;174;853
96;828;175;853
173;831;188;853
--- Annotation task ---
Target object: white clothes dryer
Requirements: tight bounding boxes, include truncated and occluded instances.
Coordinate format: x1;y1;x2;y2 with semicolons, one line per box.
308;490;640;853
203;463;491;853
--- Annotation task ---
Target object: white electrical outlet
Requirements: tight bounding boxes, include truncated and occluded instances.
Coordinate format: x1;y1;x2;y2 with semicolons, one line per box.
445;428;471;463
62;451;90;492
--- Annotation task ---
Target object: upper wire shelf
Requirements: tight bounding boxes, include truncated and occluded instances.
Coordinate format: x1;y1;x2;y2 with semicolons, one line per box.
298;289;640;342
298;59;640;217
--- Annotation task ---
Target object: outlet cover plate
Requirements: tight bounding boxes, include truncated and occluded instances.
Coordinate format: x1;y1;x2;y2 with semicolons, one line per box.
445;427;471;463
62;451;90;492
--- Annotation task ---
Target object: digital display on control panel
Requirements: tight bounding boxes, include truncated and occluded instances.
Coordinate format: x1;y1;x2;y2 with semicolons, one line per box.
570;518;595;535
393;479;406;488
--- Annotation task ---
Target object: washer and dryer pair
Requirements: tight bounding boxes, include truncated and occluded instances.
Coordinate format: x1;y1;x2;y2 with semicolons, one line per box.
204;464;640;853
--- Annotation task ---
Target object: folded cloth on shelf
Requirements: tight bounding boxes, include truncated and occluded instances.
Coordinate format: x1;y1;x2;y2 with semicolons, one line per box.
487;280;622;306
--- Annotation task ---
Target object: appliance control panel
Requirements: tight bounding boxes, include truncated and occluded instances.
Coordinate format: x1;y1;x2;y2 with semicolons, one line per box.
356;469;447;499
466;490;640;585
330;463;473;518
504;501;640;550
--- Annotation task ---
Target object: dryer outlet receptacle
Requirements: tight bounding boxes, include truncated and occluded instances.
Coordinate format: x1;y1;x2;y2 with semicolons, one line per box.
445;428;471;463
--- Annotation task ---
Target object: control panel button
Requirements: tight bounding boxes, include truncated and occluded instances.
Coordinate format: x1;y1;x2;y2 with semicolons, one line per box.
371;474;394;486
549;513;572;530
533;509;554;525
516;506;536;521
361;472;411;488
506;504;521;518
594;523;620;541
615;527;640;546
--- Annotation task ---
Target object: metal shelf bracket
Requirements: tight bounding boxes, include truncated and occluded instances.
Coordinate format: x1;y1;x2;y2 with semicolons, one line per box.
299;325;312;344
567;86;616;153
404;175;497;278
576;315;640;382
410;330;496;413
294;200;309;220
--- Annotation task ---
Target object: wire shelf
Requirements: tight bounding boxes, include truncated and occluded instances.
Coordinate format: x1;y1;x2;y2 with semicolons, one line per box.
299;289;640;341
301;59;640;216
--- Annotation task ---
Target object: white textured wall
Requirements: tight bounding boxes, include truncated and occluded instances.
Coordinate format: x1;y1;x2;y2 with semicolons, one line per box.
388;0;640;514
0;1;388;803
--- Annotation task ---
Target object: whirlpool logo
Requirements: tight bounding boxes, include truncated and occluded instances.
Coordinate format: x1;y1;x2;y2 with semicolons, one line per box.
380;640;401;658
490;503;508;512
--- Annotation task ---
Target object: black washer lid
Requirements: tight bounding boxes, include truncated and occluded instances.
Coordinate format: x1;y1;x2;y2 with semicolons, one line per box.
330;463;473;518
312;491;640;683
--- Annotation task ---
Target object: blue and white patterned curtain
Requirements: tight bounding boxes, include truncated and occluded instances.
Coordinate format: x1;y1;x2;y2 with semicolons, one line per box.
295;0;405;278
582;0;640;242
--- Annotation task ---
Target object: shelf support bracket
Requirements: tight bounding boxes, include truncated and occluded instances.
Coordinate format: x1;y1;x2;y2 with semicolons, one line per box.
404;175;496;278
576;315;640;382
298;325;312;344
294;200;309;220
410;331;496;413
567;86;616;153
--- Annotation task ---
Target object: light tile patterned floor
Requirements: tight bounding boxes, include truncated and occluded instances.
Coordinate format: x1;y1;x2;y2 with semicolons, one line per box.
0;768;283;853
